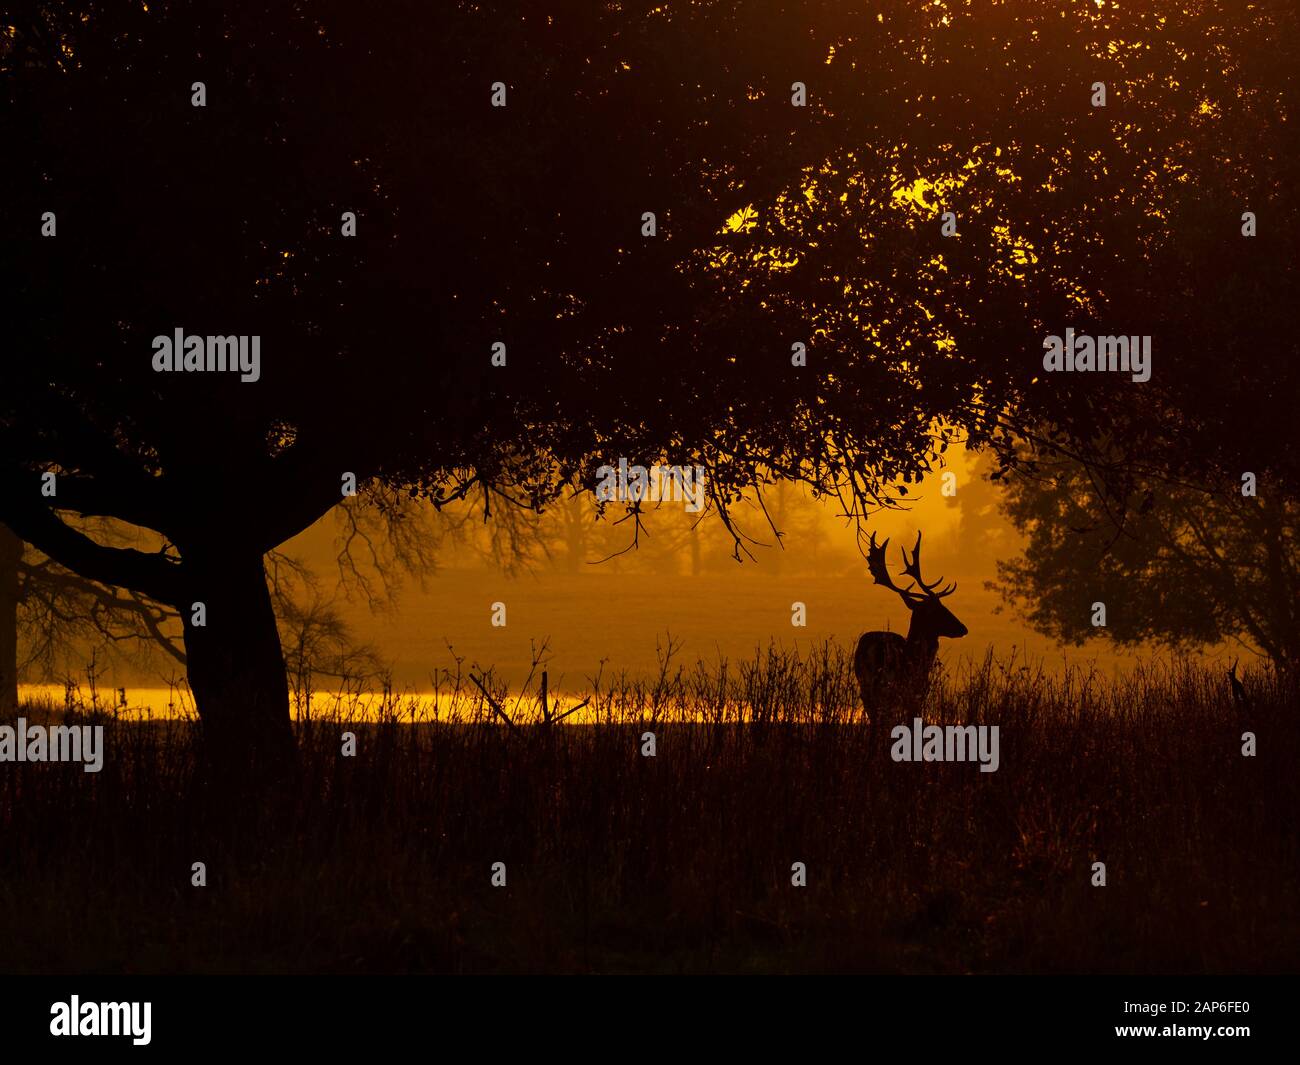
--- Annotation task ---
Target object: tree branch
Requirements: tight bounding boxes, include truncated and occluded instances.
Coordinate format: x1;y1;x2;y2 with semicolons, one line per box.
0;497;183;607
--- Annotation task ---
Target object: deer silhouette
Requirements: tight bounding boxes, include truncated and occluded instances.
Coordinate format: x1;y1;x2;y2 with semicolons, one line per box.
854;531;967;714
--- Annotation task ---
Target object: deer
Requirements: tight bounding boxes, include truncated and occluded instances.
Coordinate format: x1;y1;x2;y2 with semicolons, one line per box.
854;530;967;714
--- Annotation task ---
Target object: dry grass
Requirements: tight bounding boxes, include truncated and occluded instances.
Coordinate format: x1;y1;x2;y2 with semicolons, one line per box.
0;644;1296;973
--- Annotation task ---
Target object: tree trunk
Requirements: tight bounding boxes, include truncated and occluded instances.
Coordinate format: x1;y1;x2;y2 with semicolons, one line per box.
182;550;295;778
0;524;21;714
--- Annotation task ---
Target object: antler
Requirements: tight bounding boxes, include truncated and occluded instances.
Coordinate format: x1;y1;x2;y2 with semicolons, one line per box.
899;531;957;598
867;532;925;604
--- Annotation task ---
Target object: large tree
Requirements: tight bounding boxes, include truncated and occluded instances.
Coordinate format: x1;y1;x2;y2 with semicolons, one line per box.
992;457;1300;670
2;2;1294;770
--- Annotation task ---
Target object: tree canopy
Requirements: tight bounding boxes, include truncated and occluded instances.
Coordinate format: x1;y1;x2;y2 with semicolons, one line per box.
993;456;1299;669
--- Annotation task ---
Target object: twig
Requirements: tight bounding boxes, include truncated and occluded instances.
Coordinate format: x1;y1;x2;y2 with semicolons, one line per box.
469;673;521;735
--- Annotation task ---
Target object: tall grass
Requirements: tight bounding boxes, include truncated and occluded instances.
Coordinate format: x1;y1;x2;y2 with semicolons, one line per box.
0;643;1295;973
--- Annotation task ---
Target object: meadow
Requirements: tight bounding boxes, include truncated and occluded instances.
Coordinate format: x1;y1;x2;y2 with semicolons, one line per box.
1;644;1295;974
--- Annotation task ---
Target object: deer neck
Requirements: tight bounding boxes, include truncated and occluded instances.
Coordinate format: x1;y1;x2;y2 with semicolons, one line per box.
904;617;939;668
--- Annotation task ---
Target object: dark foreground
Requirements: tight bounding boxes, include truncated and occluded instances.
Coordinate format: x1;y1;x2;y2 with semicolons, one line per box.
1;652;1296;974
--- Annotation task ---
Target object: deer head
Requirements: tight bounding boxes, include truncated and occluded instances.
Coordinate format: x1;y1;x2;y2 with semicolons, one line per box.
867;531;968;641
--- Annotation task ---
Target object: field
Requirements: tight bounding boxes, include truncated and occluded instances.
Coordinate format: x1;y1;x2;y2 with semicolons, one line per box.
320;565;1154;687
1;646;1295;974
